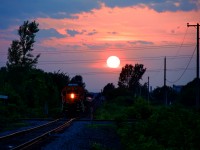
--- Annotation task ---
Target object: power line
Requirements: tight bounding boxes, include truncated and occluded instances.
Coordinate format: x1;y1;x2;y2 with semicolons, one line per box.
173;27;188;59
33;54;193;65
148;30;191;81
166;46;196;83
0;54;195;65
0;43;195;55
67;67;196;76
34;44;195;54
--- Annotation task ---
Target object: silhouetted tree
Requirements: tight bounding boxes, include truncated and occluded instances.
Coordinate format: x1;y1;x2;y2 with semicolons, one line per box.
103;83;115;99
118;64;146;95
118;64;134;89
178;78;197;106
7;20;40;69
48;70;70;90
152;86;177;105
103;83;115;93
70;75;85;87
129;64;146;89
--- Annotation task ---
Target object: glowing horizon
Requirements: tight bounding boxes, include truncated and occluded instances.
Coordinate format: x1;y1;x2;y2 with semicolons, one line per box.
0;1;199;91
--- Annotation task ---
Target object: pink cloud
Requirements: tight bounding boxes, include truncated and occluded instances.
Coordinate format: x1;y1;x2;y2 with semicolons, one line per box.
36;4;199;48
0;3;199;91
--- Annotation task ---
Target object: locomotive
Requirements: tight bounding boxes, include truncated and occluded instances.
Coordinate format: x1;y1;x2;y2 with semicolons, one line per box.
61;83;86;114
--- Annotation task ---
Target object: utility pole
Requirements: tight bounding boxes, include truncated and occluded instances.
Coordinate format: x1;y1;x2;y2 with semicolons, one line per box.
187;23;200;109
148;76;149;104
164;56;167;105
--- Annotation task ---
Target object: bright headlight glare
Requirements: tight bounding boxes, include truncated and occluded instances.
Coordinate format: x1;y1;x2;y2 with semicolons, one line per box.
70;93;75;99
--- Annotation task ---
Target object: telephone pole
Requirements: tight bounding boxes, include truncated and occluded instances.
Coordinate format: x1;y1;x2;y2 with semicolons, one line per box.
148;76;149;104
187;23;200;109
164;56;167;105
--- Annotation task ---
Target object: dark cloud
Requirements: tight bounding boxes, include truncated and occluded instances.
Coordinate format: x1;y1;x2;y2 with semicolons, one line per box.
0;0;101;29
150;0;198;12
67;29;82;37
100;0;141;8
100;0;198;12
107;31;118;35
128;40;154;45
67;29;98;37
82;43;110;50
0;0;198;30
87;29;98;36
37;28;65;39
0;0;100;17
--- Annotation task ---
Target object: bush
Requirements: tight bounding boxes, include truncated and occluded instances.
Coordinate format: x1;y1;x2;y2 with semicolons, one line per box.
132;97;152;119
96;96;200;149
118;105;200;149
95;103;127;120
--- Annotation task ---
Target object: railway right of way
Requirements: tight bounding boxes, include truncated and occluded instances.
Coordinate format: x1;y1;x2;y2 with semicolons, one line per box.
0;118;76;150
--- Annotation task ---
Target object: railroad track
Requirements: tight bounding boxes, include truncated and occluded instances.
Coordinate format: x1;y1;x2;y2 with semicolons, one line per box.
0;118;76;150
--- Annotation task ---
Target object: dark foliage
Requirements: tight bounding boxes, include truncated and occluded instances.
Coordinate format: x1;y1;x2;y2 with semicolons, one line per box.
48;70;70;92
102;83;115;99
7;20;40;69
118;64;146;96
98;76;200;149
0;67;70;119
96;95;200;149
151;86;177;105
124;105;200;149
70;75;85;87
178;78;198;107
118;64;134;89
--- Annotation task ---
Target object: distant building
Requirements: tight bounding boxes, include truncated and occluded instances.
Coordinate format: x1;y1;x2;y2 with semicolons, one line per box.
173;85;183;93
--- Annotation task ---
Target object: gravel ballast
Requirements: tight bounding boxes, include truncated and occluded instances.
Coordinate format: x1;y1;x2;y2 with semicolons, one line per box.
41;121;122;150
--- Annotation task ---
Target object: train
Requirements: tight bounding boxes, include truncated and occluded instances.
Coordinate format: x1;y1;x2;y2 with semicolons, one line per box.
61;83;89;115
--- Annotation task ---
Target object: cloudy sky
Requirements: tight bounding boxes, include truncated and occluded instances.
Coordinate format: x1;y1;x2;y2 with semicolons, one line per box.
0;0;200;92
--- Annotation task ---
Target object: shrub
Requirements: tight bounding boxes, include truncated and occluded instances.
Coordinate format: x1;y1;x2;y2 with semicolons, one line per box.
118;105;200;149
96;96;200;149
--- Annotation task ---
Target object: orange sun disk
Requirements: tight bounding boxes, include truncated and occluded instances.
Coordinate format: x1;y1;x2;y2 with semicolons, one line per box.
107;56;120;68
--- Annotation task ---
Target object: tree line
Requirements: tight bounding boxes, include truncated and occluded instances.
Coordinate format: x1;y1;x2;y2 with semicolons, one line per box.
0;20;198;122
0;21;86;123
103;63;199;107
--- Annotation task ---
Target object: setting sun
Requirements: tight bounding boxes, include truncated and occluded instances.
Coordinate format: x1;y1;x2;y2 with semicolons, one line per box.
106;56;120;68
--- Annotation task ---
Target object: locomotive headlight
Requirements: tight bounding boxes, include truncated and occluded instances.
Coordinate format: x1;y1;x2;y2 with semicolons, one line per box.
70;93;75;99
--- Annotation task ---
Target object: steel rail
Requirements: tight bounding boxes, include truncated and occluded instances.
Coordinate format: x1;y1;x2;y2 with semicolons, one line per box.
11;118;76;150
0;118;60;140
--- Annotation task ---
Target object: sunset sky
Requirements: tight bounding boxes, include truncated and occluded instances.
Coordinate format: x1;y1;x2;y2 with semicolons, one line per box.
0;0;200;92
